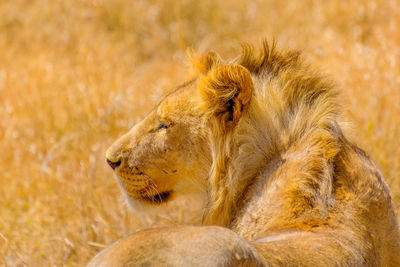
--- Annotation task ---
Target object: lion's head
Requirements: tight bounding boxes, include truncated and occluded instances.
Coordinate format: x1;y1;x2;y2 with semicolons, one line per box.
106;50;256;223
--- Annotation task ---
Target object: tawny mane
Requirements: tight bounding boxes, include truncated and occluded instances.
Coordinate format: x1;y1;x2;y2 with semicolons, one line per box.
201;41;342;226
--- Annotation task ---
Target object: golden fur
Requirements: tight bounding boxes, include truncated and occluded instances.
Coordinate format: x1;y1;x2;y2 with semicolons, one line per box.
89;41;400;266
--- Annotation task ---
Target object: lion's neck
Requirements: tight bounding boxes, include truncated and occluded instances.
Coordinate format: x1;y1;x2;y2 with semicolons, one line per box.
230;130;340;239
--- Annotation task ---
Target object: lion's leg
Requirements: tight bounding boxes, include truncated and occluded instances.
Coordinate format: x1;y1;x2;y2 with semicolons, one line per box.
88;225;265;267
252;230;381;266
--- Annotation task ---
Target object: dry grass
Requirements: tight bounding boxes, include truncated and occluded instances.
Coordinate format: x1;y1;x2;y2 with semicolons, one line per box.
0;0;399;265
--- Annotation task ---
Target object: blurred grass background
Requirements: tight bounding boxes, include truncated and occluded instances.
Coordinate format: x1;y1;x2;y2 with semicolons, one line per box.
0;0;399;265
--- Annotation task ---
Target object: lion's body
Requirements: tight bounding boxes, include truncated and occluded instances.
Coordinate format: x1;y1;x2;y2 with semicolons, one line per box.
89;42;400;266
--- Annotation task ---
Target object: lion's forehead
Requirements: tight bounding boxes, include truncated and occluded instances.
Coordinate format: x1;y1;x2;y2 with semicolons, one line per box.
157;85;201;119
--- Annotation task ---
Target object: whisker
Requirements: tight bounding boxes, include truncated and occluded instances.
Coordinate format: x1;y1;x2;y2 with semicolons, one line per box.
149;182;162;202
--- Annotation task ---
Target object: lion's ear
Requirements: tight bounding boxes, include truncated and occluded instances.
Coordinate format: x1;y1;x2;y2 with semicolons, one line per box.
199;65;253;129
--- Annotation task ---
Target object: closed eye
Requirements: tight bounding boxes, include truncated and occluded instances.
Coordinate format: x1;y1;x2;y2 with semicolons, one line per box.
156;123;168;130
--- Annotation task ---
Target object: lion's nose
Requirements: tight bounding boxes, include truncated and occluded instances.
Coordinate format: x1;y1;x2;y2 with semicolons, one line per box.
106;158;121;170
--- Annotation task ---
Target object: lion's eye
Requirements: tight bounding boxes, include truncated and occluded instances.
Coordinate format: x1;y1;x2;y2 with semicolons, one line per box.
156;123;168;131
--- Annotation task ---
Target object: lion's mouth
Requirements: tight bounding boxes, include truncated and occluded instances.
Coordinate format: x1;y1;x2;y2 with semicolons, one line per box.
116;171;173;204
140;191;172;204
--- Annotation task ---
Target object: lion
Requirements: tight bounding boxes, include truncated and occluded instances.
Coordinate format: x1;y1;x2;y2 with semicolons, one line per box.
88;41;400;266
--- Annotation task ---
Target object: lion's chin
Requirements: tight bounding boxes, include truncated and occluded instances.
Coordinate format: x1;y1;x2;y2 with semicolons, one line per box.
124;187;207;226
